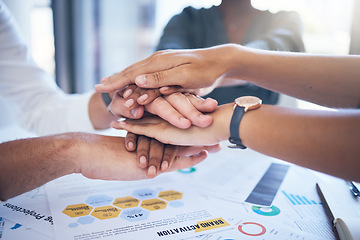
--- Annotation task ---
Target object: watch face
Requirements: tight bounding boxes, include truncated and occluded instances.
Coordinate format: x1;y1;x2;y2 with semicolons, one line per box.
234;96;262;112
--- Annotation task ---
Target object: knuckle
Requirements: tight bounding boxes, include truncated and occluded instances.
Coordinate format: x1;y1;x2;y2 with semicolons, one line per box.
122;71;132;82
127;84;137;90
134;87;146;95
138;137;150;148
162;151;174;161
150;138;162;148
148;157;161;166
172;92;183;98
152;71;163;84
126;133;136;141
137;148;149;156
153;97;166;106
148;88;160;97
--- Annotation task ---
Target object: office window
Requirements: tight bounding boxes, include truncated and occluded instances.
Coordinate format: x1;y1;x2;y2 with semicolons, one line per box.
252;0;354;55
31;0;54;77
252;0;354;109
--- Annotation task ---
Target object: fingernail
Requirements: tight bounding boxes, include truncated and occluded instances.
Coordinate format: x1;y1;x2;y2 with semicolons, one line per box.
127;142;134;150
101;76;110;83
180;117;188;122
124;99;134;108
131;107;139;117
206;97;218;104
116;121;126;127
147;166;156;176
135;75;146;86
161;87;169;92
123;88;133;98
138;94;148;103
161;161;169;171
140;156;147;166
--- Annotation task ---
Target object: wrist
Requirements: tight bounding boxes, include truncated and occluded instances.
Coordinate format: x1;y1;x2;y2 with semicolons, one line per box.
50;133;81;175
89;92;117;129
211;103;233;142
222;44;257;81
64;133;92;174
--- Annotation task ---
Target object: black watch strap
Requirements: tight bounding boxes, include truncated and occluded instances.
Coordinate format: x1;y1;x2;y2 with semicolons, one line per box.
229;105;247;149
101;92;112;107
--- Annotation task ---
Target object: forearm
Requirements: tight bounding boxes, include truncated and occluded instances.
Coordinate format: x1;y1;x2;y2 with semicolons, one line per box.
240;105;360;181
0;134;78;201
230;46;360;108
214;104;360;180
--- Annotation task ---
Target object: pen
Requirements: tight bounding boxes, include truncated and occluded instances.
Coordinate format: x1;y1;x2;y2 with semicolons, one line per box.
348;181;360;198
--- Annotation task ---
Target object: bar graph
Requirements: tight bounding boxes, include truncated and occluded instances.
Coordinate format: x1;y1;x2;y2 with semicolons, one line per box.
281;191;322;205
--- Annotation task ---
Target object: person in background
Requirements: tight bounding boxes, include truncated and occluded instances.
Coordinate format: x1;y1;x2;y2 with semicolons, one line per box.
155;0;304;104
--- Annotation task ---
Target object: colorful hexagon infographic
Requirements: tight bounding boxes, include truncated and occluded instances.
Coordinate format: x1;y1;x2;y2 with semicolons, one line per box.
62;204;93;218
86;195;113;207
132;188;157;200
62;188;184;225
91;206;121;220
77;216;95;225
113;197;140;209
120;208;150;222
158;190;183;201
140;199;167;211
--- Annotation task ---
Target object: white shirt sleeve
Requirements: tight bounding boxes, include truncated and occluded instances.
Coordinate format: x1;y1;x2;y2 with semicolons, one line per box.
0;2;96;136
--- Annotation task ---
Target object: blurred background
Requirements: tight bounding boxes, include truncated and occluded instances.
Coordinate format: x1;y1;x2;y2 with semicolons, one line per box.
4;0;359;109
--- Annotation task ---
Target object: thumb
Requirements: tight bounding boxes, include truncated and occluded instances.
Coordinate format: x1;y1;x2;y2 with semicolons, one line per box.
134;67;186;89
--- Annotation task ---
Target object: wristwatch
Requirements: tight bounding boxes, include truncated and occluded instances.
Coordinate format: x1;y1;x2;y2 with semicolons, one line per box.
101;92;112;107
101;92;117;118
229;96;262;149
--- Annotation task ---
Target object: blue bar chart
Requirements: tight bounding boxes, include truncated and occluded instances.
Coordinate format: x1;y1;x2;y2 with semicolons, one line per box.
281;191;322;205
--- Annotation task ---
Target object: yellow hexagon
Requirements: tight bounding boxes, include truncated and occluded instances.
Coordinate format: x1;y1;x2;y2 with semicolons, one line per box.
113;197;140;209
62;204;93;217
158;190;183;201
91;206;121;220
141;199;167;211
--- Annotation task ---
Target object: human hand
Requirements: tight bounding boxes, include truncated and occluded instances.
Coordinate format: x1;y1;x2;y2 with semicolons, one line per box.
107;88;144;119
112;85;218;129
124;132;178;178
111;104;234;146
95;44;240;93
125;133;221;177
75;133;210;181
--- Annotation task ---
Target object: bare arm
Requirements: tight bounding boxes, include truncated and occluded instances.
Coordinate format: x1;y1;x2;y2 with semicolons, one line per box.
96;44;360;109
113;104;360;181
0;133;209;201
235;48;360;108
0;134;78;201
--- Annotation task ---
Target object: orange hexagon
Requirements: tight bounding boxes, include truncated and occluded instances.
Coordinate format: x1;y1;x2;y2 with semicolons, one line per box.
91;206;121;220
158;190;183;201
62;204;93;217
140;199;167;211
113;197;140;209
